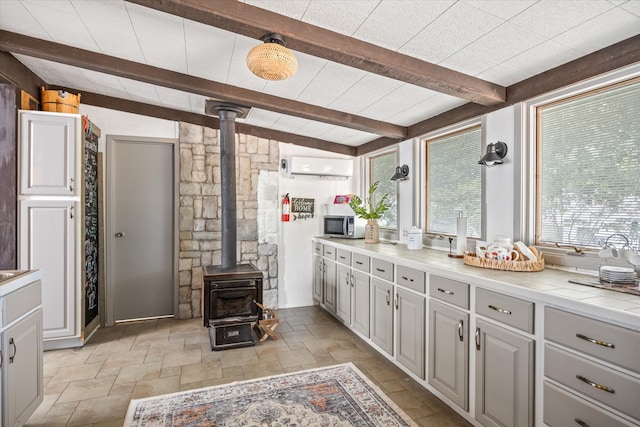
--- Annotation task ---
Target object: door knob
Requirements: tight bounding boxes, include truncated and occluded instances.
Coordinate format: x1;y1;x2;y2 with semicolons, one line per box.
115;232;125;237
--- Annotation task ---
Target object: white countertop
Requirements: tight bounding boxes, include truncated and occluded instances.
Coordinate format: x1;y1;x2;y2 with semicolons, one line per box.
316;237;640;331
0;269;43;298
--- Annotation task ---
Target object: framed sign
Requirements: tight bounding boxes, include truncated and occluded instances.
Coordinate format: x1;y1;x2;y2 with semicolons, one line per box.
291;198;315;221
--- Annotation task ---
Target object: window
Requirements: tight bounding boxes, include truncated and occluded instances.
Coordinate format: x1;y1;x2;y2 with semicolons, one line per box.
426;126;481;237
370;151;397;229
536;77;640;249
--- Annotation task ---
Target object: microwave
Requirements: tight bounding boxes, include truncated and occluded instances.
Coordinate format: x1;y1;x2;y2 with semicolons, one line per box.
323;215;365;239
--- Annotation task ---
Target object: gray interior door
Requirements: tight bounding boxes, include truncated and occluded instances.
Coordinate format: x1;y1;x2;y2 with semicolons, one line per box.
107;136;177;323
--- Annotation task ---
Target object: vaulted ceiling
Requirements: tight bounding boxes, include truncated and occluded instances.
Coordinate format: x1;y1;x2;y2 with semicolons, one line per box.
1;0;639;155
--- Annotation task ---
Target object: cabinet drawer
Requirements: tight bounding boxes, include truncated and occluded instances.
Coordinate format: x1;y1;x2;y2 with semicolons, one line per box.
544;381;635;427
371;258;393;282
323;245;337;260
476;288;534;333
352;253;370;273
314;241;323;255
337;249;352;265
2;280;42;325
396;266;425;293
429;275;469;309
545;344;640;420
545;307;640;374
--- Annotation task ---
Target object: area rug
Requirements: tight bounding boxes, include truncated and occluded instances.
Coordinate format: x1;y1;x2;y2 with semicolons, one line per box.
124;362;417;426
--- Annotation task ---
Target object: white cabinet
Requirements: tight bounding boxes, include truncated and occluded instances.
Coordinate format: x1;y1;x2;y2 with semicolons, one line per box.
18;111;82;349
0;274;44;427
351;270;370;338
19;200;77;340
475;318;534;427
395;288;425;378
323;259;337;314
336;263;351;324
19;111;78;196
371;278;394;356
429;299;469;410
313;253;323;303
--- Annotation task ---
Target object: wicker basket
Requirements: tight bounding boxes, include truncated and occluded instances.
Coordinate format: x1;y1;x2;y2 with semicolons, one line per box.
463;252;545;272
41;86;81;113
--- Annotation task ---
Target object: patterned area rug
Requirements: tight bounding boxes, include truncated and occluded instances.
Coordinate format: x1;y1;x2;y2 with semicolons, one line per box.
124;362;417;426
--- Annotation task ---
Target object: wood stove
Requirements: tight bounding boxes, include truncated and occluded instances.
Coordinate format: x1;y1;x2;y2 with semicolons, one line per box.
203;264;263;350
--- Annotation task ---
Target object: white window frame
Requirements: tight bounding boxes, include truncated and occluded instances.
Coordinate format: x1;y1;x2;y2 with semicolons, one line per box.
522;63;640;271
419;118;483;250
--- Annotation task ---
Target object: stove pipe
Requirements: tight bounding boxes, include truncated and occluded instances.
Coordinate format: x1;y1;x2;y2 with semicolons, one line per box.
205;101;251;270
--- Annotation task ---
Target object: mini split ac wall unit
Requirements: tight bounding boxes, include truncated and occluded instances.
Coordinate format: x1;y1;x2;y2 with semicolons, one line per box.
285;156;353;179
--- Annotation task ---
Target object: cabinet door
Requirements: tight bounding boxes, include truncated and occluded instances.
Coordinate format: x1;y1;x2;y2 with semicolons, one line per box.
19;111;79;196
2;309;44;427
19;200;77;340
371;278;394;356
475;319;534;427
313;255;323;303
352;271;370;338
336;264;351;324
429;300;468;410
323;260;337;313
395;289;425;378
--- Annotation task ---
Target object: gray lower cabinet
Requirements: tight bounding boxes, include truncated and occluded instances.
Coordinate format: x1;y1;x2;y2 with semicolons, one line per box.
371;278;394;356
336;263;351;323
429;299;469;410
352;271;370;337
323;259;337;313
475;319;534;427
313;255;323;303
395;288;425;378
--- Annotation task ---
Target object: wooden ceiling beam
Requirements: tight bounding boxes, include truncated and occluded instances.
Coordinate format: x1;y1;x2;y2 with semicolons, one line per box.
0;51;46;98
128;0;506;106
63;89;357;156
357;33;640;155
0;30;405;139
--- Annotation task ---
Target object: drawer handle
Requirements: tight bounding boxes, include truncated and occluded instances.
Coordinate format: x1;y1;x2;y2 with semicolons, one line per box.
488;304;512;315
356;261;363;265
458;320;464;341
401;276;414;282
339;256;346;259
386;290;391;306
576;375;615;394
475;327;481;350
395;293;399;310
437;288;454;295
574;419;590;427
326;251;333;255
9;338;16;363
376;268;386;273
576;333;615;349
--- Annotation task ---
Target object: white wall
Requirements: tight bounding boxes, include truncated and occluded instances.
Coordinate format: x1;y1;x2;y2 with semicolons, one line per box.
277;143;359;308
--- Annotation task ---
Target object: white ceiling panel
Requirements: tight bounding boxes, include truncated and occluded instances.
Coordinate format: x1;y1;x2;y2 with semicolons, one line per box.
0;1;50;40
243;108;281;128
353;1;455;51
73;0;144;62
389;93;466;126
316;126;378;146
118;78;162;104
155;86;191;110
300;1;380;36
462;0;537;21
242;0;311;20
184;20;236;82
296;61;365;107
297;120;339;138
399;1;504;65
271;114;312;131
126;3;188;73
358;84;438;123
440;22;545;76
225;36;269;92
510;0;614;39
329;73;404;114
621;1;640;17
553;7;640;54
261;51;329;100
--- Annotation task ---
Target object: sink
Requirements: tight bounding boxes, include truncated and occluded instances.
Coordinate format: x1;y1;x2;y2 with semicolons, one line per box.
0;270;29;283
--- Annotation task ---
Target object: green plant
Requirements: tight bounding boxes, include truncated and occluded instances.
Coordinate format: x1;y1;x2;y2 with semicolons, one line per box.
349;181;391;220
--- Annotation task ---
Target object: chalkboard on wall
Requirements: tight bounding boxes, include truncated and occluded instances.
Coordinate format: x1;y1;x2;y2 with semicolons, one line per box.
84;129;99;326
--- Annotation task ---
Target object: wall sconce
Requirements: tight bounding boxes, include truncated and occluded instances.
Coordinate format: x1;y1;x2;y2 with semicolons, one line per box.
391;164;409;181
478;141;508;167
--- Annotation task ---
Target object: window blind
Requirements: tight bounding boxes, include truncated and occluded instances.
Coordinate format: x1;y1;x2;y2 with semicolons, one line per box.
537;78;640;248
427;127;482;237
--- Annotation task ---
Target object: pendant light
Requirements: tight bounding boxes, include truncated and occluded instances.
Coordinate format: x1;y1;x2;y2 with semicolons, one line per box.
246;33;298;81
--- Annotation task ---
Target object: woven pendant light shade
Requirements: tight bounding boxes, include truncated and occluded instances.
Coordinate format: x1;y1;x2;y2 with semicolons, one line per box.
246;33;298;81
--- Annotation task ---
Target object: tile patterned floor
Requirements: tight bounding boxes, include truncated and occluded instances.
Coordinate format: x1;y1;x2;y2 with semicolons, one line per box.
26;305;470;426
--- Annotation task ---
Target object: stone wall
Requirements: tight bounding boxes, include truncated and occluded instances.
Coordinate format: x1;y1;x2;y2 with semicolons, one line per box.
178;122;280;319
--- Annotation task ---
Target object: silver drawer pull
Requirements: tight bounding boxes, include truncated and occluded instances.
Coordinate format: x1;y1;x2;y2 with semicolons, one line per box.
576;333;615;349
458;320;464;341
576;375;615;394
574;419;590;427
437;288;454;295
488;304;512;315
